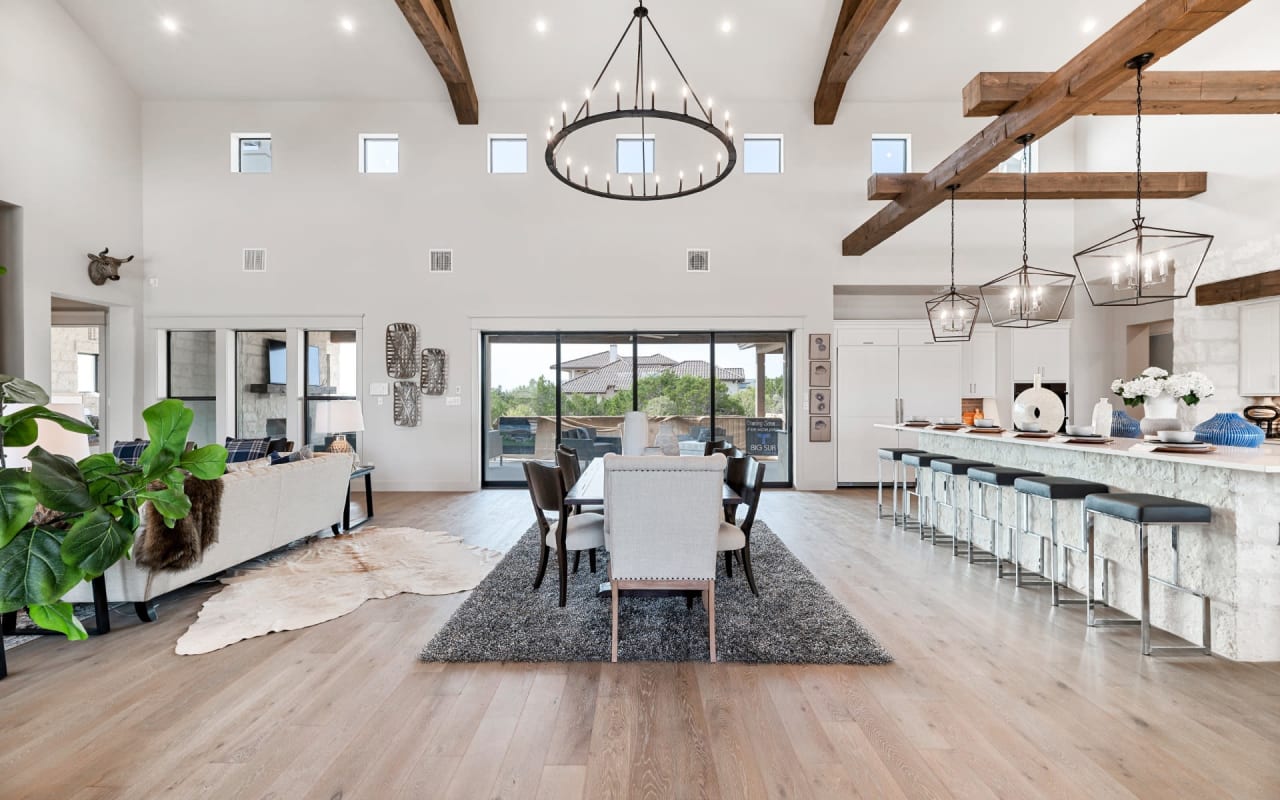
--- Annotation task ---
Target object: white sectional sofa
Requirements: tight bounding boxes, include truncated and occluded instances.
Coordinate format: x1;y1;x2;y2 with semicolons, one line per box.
65;452;355;619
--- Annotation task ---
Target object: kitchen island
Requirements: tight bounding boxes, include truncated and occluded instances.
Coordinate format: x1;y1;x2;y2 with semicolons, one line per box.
877;424;1280;661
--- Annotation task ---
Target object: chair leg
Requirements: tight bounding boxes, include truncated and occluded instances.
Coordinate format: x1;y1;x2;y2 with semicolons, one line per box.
707;579;717;663
573;551;581;574
533;545;550;589
725;551;734;578
741;542;759;596
611;577;620;663
589;548;597;573
557;548;569;607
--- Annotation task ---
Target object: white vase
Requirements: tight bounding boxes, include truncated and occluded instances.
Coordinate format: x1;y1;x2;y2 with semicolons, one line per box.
1141;393;1181;435
654;422;679;455
1091;398;1113;438
621;411;648;456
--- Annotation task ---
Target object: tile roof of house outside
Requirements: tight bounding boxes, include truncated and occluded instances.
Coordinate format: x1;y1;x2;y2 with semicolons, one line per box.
555;351;677;370
561;357;746;395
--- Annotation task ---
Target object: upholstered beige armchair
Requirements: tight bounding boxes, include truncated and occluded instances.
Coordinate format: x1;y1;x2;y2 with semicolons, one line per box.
603;454;726;662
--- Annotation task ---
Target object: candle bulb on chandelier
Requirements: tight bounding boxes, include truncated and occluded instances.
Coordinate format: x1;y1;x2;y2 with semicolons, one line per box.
615;80;621;110
650;80;656;109
566;157;572;181
724;110;730;133
654;175;660;196
715;152;722;177
678;170;684;192
706;98;714;124
561;101;567;127
584;87;591;117
628;175;634;196
682;85;688;115
606;173;611;194
698;164;704;186
583;165;589;188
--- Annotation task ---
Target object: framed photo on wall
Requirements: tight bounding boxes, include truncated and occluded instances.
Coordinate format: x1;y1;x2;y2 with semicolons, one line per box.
808;333;831;361
809;360;831;387
809;416;832;442
809;388;830;414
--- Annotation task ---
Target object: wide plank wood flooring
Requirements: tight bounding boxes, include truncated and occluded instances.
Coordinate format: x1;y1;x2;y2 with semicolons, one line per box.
2;488;1278;799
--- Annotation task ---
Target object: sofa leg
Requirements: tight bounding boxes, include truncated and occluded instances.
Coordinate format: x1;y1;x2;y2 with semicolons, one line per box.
90;575;111;635
1;611;15;635
134;602;157;623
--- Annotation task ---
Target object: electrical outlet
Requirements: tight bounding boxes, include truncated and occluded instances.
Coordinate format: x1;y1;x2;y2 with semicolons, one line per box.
445;396;461;407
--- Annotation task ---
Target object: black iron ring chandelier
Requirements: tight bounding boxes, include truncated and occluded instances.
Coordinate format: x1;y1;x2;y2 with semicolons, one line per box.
544;2;737;201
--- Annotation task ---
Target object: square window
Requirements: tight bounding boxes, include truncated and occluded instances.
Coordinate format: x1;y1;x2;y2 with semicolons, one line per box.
743;136;783;174
489;136;528;174
238;137;272;173
360;135;399;173
871;135;909;174
616;136;655;174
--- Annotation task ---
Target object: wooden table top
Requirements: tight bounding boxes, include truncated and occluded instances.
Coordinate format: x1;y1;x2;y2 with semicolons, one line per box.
565;457;742;507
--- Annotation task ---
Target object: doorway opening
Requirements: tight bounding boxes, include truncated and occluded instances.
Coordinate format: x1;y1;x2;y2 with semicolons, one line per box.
50;296;109;453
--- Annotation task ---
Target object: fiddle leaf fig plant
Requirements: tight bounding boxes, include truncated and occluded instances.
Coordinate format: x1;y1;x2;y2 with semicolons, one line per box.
0;374;227;639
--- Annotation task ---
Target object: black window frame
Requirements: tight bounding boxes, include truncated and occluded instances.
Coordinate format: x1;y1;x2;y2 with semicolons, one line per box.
302;329;360;452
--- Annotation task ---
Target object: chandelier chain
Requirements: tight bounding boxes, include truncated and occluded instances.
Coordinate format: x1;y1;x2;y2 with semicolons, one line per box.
1135;60;1144;220
1021;137;1030;266
949;185;957;288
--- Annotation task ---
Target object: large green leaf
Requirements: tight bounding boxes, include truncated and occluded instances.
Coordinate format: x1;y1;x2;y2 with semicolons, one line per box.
0;377;49;406
139;400;193;478
27;601;88;640
78;452;119;483
28;447;94;513
1;405;96;435
180;444;229;480
62;506;135;576
0;468;36;547
2;417;38;448
137;486;192;527
0;526;83;608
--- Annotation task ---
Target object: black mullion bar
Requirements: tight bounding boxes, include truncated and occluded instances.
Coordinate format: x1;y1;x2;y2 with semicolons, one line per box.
554;335;563;449
709;332;716;442
631;333;639;412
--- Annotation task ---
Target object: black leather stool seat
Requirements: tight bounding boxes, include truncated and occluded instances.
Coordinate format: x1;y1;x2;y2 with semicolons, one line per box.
969;467;1043;486
931;458;993;476
878;447;926;461
902;452;947;468
1084;493;1212;524
1014;476;1109;500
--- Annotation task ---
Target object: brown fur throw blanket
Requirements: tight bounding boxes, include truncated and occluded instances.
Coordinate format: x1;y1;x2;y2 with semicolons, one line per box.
136;476;224;572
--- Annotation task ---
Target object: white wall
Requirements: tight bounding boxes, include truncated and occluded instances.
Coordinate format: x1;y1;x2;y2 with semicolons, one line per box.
0;0;143;444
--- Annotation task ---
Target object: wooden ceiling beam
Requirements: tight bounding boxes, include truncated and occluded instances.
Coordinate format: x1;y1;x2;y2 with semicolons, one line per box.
814;0;901;124
393;0;478;124
867;171;1207;200
965;70;1280;116
842;0;1250;256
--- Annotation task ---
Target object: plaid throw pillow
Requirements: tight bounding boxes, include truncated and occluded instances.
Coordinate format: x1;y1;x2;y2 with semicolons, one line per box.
112;439;148;466
224;437;271;463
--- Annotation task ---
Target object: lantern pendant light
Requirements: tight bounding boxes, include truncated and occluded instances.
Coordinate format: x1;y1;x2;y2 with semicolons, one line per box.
926;185;979;342
979;133;1075;328
1073;53;1213;305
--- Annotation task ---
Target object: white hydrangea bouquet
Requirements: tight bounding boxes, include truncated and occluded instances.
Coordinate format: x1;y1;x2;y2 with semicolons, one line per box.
1111;367;1214;408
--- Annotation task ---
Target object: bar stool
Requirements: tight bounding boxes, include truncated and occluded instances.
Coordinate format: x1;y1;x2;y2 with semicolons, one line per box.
901;452;948;537
877;448;926;526
930;458;993;549
966;466;1043;569
1011;476;1110;604
1083;493;1212;656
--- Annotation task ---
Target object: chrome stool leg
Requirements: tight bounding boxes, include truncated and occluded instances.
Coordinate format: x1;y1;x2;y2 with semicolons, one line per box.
1014;493;1052;588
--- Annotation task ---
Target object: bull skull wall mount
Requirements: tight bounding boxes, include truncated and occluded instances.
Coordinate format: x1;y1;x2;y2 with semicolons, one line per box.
87;248;133;285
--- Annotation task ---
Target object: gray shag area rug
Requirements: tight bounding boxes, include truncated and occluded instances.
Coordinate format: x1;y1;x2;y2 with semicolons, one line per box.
420;521;892;664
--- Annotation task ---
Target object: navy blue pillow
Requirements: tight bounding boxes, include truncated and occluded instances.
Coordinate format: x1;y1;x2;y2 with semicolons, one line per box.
224;437;271;463
270;451;302;467
112;440;148;466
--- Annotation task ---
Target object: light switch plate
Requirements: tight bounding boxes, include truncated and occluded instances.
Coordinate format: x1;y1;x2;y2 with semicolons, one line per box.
445;396;461;407
370;382;389;396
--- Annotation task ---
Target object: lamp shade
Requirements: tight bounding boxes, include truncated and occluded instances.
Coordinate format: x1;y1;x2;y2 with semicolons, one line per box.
926;289;980;342
1072;219;1212;306
314;400;364;434
979;265;1075;329
3;401;92;468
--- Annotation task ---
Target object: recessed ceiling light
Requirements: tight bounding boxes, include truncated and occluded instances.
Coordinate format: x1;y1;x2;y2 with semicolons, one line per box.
989;19;1004;34
1082;17;1098;33
719;19;732;34
159;16;179;34
534;18;548;34
896;19;910;34
339;16;355;33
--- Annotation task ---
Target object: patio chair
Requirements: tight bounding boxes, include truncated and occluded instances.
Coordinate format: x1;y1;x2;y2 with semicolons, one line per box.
603;454;726;662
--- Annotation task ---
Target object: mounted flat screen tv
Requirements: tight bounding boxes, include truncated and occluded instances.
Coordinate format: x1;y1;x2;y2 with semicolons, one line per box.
267;339;286;385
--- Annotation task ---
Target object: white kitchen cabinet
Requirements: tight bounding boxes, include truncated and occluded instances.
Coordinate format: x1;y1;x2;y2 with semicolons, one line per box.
1010;326;1071;381
960;328;997;397
1239;300;1280;396
899;344;963;420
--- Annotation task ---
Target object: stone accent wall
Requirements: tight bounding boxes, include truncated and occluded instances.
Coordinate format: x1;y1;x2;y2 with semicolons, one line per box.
49;326;100;418
236;332;287;438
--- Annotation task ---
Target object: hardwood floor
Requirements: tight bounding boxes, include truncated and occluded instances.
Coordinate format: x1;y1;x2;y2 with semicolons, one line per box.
2;488;1278;799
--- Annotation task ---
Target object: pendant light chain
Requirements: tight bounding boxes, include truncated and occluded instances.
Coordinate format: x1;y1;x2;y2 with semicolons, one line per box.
949;185;957;288
1134;61;1144;221
1021;137;1030;267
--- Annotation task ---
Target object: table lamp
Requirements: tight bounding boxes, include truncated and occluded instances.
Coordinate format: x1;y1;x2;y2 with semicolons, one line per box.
2;400;92;468
315;400;364;465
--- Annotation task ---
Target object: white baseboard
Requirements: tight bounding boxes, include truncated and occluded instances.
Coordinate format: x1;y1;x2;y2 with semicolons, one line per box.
370;479;479;493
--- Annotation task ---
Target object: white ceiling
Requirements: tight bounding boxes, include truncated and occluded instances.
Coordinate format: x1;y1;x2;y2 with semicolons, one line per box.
55;0;1279;104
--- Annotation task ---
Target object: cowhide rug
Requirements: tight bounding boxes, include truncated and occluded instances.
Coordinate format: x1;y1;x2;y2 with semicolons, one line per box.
176;527;500;655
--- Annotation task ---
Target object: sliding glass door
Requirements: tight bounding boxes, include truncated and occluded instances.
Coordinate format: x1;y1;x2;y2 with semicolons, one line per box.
481;331;792;487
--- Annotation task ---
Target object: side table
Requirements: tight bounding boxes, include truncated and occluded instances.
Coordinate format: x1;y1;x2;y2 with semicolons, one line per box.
333;464;375;534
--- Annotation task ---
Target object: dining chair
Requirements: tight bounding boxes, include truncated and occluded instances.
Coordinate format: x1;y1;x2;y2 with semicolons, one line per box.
720;456;766;595
523;461;605;607
603;454;726;662
703;439;727;456
556;445;604;573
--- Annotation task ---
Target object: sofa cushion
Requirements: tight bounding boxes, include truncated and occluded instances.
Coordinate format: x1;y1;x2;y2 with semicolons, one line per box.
225;437;271;463
113;439;149;466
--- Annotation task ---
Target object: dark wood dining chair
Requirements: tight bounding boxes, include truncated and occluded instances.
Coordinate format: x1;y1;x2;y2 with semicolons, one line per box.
523;461;605;607
703;439;727;456
556;445;604;574
719;456;766;595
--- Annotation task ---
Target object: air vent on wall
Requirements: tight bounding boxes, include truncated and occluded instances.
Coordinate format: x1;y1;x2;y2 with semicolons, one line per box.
242;248;266;272
687;249;710;273
429;249;453;273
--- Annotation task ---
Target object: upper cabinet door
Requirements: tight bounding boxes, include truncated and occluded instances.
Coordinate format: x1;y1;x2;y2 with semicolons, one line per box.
836;345;899;418
961;328;997;397
1010;326;1071;381
898;344;962;421
1240;300;1280;397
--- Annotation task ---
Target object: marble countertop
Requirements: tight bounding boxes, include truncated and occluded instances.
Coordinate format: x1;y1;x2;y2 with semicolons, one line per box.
877;423;1280;474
